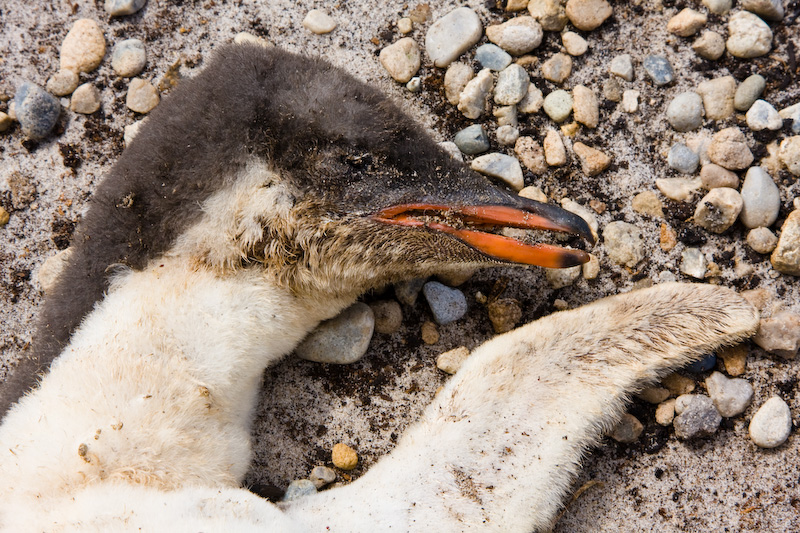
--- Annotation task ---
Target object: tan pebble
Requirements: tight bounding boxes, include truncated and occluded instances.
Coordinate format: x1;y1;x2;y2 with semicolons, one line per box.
517;83;543;114
590;199;606;214
0;112;11;133
707;127;753;170
620;90;639;113
609;413;643;443
528;0;568;31
46;69;80;96
541;53;572;84
553;298;569;310
485;16;543;56
572;142;610;176
443;62;474;105
771;210;800;276
696;76;736;120
561;31;588;56
565;0;612;31
667;8;707;37
662;373;695;396
331;443;358;470
397;17;413;34
519;185;547;202
38;248;74;293
747;227;778;254
126;78;160;114
60;19;106;74
700;164;739;189
632;191;663;218
436;267;476;287
436;346;471;374
740;288;771;312
0;206;9;226
515;55;538;68
233;32;271;47
656;399;676;426
487;298;522;333
560;122;579;137
369;300;403;334
70;83;101;114
692;30;726;60
582;253;600;279
421;321;439;345
543;129;567;166
514;136;546;174
379;38;421;83
506;0;530;11
637;386;670;404
779;136;800;176
718;344;747;376
656;177;703;201
572;85;598;128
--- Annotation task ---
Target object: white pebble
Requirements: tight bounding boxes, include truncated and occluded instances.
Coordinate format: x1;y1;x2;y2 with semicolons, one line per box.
740;166;780;229
609;54;634;81
425;7;483;67
746;99;783;131
726;11;772;58
561;31;587;56
379;38;421;83
303;10;337;34
749;397;792;448
621;90;639;113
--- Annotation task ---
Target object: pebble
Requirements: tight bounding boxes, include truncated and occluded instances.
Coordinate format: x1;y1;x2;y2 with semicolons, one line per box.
690;354;719;374
632;191;664;218
0;207;9;226
693;188;742;233
603;221;644;267
541;53;572;84
565;0;613;31
494;105;517;128
331;443;358;470
703;0;732;15
494;64;529;105
667;8;707;37
561;198;600;240
742;0;784;21
421;321;440;344
486;16;543;56
700;164;739;189
309;466;336;489
542;89;573;122
779;136;800;175
111;39;147;78
397;17;413;34
38;249;72;293
123;119;145;146
543;130;567;166
573;142;611;176
436;267;476;287
734;74;766;111
609;413;643;443
496;125;519;146
753;310;800;357
544;265;582;288
303;9;336;34
779;103;800;133
60;19;106;74
0;113;10;133
454;124;490;155
426;8;483;67
457;69;493;119
369;300;402;334
46;69;79;96
14;82;60;140
517;83;543;113
746;227;778;254
663;374;696;396
656;177;703;201
637;386;670;404
562;32;588;56
519;185;548;203
528;0;568;31
692;31;726;60
696;76;735;120
673;395;722;439
620;90;639;113
718;344;747;376
656;399;677;426
749;397;792;448
126;78;159;114
739;167;780;229
406;77;421;93
705;371;753;417
666;92;704;132
423;281;468;325
437;346;471;374
572;85;599;128
380;38;420;83
603;77;622;102
609;54;633;81
680;248;707;279
708;127;753;170
770;211;800;275
726;11;772;58
70;83;100;114
395;279;425;306
105;0;146;16
746;99;783;131
470;153;524;190
582;253;600;279
668;143;699;174
643;55;674;86
282;479;317;501
487;298;522;333
475;44;512;71
295;303;374;364
444;62;473;105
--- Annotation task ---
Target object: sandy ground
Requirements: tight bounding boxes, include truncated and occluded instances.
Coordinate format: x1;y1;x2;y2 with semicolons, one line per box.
1;0;798;531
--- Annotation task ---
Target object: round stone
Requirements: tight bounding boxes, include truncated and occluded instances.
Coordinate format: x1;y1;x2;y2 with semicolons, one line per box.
572;85;598;128
708;127;753;170
494;64;529;105
779;136;800;176
515;136;546;173
369;300;402;335
454;124;490;155
379;38;421;83
397;17;413;34
700;164;739;189
423;281;468;325
406;77;421;93
742;0;784;21
485;16;543;56
562;31;588;56
60;19;106;74
70;83;101;114
542;89;573;122
470;153;524;190
734;74;766;111
749;397;792;448
739;166;780;229
668;143;700;174
609;54;634;81
603;221;644;267
746;99;783;131
111;39;147;77
331;443;358;470
747;227;778;254
667;92;704;132
541;53;572;84
444;62;473;105
474;44;512;71
565;0;613;31
425;7;483;67
303;9;337;34
705;371;753;417
46;69;79;96
545;264;581;289
105;0;146;16
643;55;674;86
692;30;726;60
126;78;159;114
14;82;61;140
294;303;375;364
727;11;772;58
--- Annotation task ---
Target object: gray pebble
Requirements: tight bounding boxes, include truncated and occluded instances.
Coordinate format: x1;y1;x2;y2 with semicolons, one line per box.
454;124;490;155
370;300;402;334
609;54;634;81
740;167;780;229
112;39;147;77
425;7;483;67
295;303;374;364
46;69;79;96
14;82;60;140
105;0;146;16
705;371;753;417
542;89;573;122
668;143;700;174
734;74;766;111
746;227;778;254
726;11;772;58
667;92;704;132
772;209;800;273
673;395;722;439
693;187;743;233
394;278;426;306
470;153;524;190
603;77;622;102
282;479;317;502
494;64;529;105
474;44;512;71
643;55;674;86
749;397;792;448
609;413;643;443
309;466;336;489
746;99;783;131
680;248;707;279
423;281;468;325
602;221;644;267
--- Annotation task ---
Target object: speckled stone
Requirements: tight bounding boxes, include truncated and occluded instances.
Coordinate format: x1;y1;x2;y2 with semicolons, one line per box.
572;85;598;128
668;143;700;174
425;7;483;67
369;300;402;335
603;221;644;267
726;11;772;58
14;82;60;140
494;64;529;105
423;281;468;325
437;346;471;374
694;187;742;233
331;443;358;470
69;83;101;114
573;142;610;176
740;166;780;229
444;62;473;105
667;92;704;132
680;247;707;279
126;78;159;114
565;0;612;31
457;69;493;119
282;479;317;501
394;278;425;306
705;371;753;417
746;99;783;131
779;136;800;176
609;413;643;443
470;153;524;190
303;9;337;34
771;210;800;276
692;30;726;60
517;83;543;113
60;19;106;74
545;265;582;289
454;124;490;155
485;16;543;56
708;127;753;170
496;125;519;146
542;89;573;122
656;177;703;201
105;0;146;16
632;191;664;218
749;397;792;448
543;129;567;166
487;298;522;333
528;0;568;31
541;53;572;84
734;74;766;111
562;31;588;56
309;466;336;489
667;8;707;37
111;39;147;77
295;303;374;364
603;77;622;102
379;38;421;83
700;164;739;189
696;76;735;120
643;55;674;86
747;227;778;254
674;395;722;439
46;69;79;96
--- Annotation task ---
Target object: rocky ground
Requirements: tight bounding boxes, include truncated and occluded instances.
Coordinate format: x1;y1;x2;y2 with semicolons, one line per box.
1;0;799;531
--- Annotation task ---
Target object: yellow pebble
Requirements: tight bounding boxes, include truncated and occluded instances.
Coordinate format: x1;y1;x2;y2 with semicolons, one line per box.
331;443;358;470
0;207;9;226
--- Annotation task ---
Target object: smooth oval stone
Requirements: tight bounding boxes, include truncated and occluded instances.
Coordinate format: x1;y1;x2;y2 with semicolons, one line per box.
740;166;780;229
14;82;61;139
667;92;703;131
294;302;374;364
454;124;490;155
475;43;512;71
423;281;468;325
425;7;483;67
643;55;674;86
